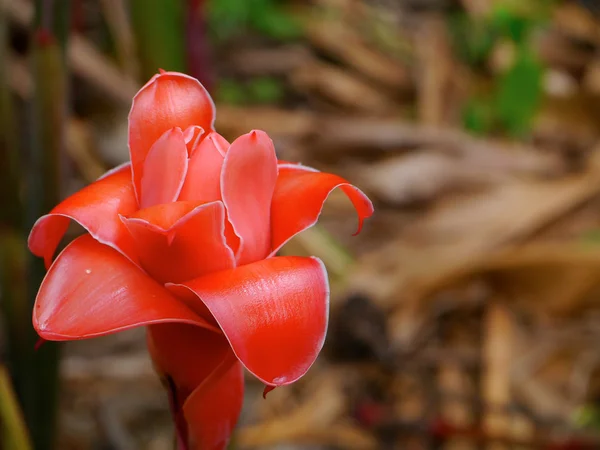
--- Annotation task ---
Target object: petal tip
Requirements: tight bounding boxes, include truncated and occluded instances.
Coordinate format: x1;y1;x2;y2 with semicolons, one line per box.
263;384;276;399
34;337;46;351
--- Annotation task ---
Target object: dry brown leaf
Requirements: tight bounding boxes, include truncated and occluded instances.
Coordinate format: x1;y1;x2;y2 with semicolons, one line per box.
303;15;411;90
290;61;397;114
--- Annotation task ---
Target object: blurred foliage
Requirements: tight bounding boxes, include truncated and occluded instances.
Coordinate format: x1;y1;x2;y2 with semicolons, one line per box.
130;0;187;79
574;404;600;430
216;77;285;105
451;0;552;136
207;0;301;40
0;367;33;450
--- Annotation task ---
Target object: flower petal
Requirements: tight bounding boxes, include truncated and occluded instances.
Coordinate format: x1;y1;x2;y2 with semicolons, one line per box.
178;132;228;203
270;164;374;256
147;324;230;401
34;234;216;341
28;164;138;269
184;353;244;450
147;324;243;450
183;125;205;155
167;256;329;386
121;201;235;284
129;71;215;200
140;128;188;209
221;130;278;265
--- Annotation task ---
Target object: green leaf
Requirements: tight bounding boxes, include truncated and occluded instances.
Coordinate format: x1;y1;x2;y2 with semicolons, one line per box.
0;366;32;450
495;46;544;137
463;96;495;135
207;0;301;40
215;79;248;105
247;77;284;104
448;12;496;66
130;0;186;79
249;1;301;40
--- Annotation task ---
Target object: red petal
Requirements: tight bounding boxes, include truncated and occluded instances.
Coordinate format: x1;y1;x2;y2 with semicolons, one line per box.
28;164;139;269
178;132;228;203
148;324;242;450
129;71;215;200
270;164;374;256
183;125;206;155
221;130;278;265
140;128;189;209
183;353;244;450
167;256;329;386
34;235;217;341
121;201;235;283
147;324;230;400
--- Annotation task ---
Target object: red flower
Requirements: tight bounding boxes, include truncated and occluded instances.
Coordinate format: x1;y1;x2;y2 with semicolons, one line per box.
29;71;373;449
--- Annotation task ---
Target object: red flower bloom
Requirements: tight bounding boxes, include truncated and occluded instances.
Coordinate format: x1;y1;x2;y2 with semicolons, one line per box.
29;71;373;449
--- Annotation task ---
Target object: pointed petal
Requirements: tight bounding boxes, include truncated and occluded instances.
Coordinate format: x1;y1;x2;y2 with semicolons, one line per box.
183;125;206;155
270;164;374;256
129;71;216;200
121;201;235;284
34;235;216;341
140;128;188;209
178;132;228;203
183;353;244;450
221;130;278;265
167;256;329;386
28;164;139;269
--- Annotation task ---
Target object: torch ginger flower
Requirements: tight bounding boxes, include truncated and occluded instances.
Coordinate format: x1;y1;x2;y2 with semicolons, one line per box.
29;71;373;449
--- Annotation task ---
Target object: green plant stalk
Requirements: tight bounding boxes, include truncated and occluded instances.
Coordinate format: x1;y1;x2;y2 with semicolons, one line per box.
0;366;33;450
22;3;70;448
0;8;33;449
130;0;187;80
25;37;65;450
0;231;31;414
0;0;21;229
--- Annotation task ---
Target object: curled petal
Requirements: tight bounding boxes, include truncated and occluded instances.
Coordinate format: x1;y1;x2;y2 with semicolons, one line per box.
270;164;374;256
183;353;244;450
121;201;235;284
129;71;215;200
178;132;228;203
28;164;138;269
221;131;278;265
140;128;188;209
34;235;216;341
167;256;329;386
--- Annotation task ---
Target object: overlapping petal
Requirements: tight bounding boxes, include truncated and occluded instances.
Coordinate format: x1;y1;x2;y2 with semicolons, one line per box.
221;131;278;265
270;164;374;255
129;71;215;200
184;353;244;450
140;128;188;209
121;201;235;284
167;256;329;387
183;125;205;155
147;324;230;400
34;235;217;340
28;163;138;269
179;132;229;203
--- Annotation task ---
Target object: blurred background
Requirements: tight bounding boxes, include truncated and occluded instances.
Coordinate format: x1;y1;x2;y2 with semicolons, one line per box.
4;0;600;449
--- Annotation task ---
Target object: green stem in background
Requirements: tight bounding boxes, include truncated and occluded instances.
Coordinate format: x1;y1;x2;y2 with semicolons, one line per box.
130;0;187;80
23;2;70;449
0;7;33;448
0;366;33;450
0;0;21;229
